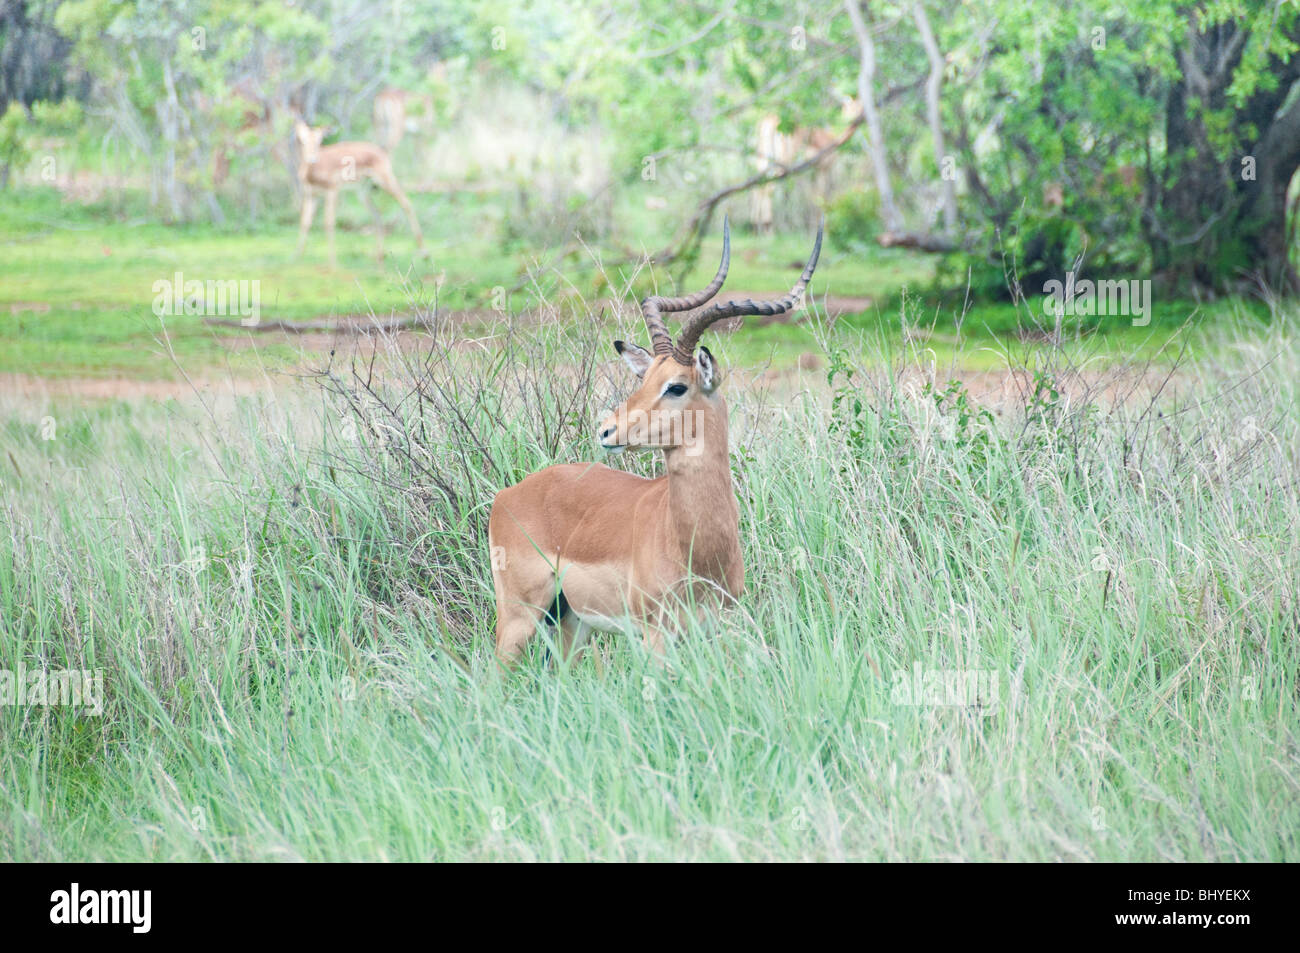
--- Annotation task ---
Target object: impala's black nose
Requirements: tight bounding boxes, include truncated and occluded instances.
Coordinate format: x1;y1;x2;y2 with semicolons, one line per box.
599;425;616;442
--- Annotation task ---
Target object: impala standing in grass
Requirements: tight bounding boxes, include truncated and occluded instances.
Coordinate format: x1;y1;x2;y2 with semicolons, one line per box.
292;119;427;267
488;219;823;665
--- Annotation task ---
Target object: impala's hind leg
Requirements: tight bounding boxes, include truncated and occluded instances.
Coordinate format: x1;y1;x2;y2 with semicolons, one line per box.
362;187;385;261
495;601;547;666
375;166;427;257
491;552;557;667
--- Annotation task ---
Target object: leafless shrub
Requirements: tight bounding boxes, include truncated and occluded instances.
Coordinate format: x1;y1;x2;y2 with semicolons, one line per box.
303;276;643;635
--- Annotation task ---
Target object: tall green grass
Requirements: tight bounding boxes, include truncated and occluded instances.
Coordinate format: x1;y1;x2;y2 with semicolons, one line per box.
1;303;1297;860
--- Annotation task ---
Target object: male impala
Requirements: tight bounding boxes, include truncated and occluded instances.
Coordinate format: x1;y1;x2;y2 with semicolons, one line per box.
292;119;427;267
488;219;822;665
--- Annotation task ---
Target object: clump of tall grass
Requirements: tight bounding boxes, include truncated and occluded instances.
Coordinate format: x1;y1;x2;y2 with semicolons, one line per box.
0;282;1296;860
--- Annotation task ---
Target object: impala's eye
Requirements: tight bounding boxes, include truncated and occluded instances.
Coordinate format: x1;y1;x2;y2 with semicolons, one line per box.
663;383;688;398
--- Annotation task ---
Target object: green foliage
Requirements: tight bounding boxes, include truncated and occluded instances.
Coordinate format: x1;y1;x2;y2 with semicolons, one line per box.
922;378;998;468
29;98;82;132
7;0;1297;288
826;188;881;251
826;343;867;457
828;342;999;487
0;102;30;180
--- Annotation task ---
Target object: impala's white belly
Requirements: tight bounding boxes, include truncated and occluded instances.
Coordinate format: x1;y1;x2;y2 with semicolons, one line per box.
556;560;638;633
569;608;636;635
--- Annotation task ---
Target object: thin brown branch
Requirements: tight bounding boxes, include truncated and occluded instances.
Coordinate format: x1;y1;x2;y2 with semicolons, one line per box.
204;315;437;333
652;112;866;268
877;230;958;252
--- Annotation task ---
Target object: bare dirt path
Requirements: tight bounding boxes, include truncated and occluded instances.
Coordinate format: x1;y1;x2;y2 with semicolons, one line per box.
0;372;282;401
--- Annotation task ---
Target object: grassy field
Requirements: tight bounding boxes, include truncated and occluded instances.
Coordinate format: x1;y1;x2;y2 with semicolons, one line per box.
1;261;1297;859
1;187;1251;382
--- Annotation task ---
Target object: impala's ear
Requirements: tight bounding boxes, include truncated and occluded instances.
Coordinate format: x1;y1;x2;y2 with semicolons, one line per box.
614;340;653;379
695;345;721;392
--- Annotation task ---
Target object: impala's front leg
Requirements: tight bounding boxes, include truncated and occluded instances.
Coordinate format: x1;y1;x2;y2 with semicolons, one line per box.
295;190;317;259
642;624;668;657
558;611;594;665
323;189;338;270
640;606;673;658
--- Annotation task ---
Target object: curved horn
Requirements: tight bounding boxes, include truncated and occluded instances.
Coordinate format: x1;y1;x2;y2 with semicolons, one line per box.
640;217;732;355
671;218;823;365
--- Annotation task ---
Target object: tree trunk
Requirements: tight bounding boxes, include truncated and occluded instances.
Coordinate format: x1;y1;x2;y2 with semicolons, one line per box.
160;55;183;222
912;1;955;236
1149;20;1300;296
1234;82;1300;295
844;0;902;231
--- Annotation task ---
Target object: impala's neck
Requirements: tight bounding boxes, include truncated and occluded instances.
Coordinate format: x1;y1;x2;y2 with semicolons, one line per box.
661;396;737;570
296;153;317;184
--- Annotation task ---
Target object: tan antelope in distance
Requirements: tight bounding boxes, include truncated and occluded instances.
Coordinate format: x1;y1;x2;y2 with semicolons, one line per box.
372;88;410;154
750;96;862;234
488;218;823;666
211;79;275;188
292;119;427;268
374;68;444;153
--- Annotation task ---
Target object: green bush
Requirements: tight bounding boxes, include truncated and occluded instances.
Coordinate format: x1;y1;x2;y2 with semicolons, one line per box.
826;187;881;250
30;98;83;133
0;103;31;186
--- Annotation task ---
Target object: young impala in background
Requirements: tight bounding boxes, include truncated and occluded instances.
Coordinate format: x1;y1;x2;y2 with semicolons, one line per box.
292;119;427;267
488;218;823;665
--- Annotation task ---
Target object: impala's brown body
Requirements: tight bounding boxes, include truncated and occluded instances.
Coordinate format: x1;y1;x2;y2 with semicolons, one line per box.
489;218;822;665
490;363;742;660
293;120;426;267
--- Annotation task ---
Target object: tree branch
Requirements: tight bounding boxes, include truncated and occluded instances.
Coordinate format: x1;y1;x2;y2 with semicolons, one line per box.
204;315;437;333
651;112;866;268
636;3;735;60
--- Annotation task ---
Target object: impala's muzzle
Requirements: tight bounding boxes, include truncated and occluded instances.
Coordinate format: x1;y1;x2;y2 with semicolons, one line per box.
598;405;705;456
597;413;626;454
598;405;655;453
